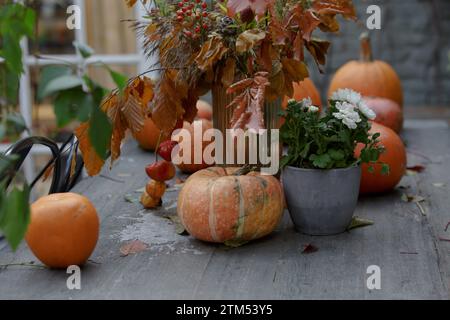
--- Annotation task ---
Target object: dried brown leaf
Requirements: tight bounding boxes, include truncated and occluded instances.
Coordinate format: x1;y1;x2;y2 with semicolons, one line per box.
75;122;105;177
236;30;266;54
195;36;228;72
120;240;149;257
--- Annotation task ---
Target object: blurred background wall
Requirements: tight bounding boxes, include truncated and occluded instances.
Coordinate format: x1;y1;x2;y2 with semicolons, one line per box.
312;0;450;107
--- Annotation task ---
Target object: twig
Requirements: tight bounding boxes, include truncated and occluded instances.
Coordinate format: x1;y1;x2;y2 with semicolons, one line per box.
416;202;426;216
439;237;450;243
445;221;450;232
0;263;46;270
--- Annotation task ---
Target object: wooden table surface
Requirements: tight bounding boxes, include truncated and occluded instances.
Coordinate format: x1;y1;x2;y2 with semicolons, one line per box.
1;119;450;300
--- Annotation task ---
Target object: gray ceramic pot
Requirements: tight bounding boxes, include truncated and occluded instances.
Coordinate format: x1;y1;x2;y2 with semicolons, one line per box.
282;165;361;236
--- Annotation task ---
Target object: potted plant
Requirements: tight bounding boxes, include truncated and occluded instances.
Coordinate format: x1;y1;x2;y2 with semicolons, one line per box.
280;89;388;235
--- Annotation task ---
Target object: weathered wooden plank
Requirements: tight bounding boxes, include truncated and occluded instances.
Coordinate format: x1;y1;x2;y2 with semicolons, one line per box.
0;121;449;299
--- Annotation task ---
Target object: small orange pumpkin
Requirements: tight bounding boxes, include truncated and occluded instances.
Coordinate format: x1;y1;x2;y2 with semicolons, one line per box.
363;97;403;133
26;193;99;269
133;117;169;151
172;119;214;173
328;33;403;108
355;122;407;194
178;167;284;243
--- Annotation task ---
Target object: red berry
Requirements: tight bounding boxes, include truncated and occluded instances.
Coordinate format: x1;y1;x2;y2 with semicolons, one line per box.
202;2;207;9
145;161;176;182
186;11;192;16
202;23;208;29
195;26;201;33
177;15;183;21
157;141;179;162
184;30;192;37
202;12;208;17
182;7;187;12
196;0;201;3
178;2;184;7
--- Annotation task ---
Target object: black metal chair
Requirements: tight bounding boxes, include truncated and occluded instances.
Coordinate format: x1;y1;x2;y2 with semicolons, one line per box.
3;134;84;194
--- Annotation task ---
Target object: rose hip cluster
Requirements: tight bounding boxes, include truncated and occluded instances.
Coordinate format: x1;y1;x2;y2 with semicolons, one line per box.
176;0;210;38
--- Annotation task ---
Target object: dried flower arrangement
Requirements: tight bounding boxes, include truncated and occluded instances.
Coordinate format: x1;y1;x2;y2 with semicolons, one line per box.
75;0;357;175
129;0;356;132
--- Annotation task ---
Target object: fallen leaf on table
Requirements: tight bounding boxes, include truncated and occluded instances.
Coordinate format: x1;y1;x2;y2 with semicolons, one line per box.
135;187;146;193
445;221;450;232
302;244;319;254
401;194;427;216
124;194;138;203
347;217;374;231
163;215;188;235
401;194;425;203
407;165;426;173
120;240;149;257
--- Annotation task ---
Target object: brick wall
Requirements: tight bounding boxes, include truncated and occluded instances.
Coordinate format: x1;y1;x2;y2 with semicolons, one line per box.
309;0;450;107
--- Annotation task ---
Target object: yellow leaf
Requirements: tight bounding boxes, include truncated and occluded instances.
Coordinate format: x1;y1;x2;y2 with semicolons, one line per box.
281;58;309;83
75;122;105;177
236;30;266;54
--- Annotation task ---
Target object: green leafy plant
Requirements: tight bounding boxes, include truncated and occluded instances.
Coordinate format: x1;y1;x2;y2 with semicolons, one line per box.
280;89;388;173
0;1;36;250
38;43;128;160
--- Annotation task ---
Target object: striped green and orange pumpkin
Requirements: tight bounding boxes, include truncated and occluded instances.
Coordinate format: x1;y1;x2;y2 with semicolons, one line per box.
177;167;284;243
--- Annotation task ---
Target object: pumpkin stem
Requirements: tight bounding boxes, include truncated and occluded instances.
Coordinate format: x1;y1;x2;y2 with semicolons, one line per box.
233;165;260;176
360;32;373;62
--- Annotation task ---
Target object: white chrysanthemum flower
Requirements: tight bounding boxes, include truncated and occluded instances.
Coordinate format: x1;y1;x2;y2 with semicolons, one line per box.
333;101;361;129
331;88;362;105
358;100;377;120
301;97;312;108
308;106;319;113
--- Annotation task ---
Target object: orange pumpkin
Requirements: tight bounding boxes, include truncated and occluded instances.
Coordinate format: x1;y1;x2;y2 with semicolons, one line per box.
363;97;403;133
133;117;169;151
178;167;284;243
25;193;99;269
172;119;214;173
283;78;322;108
328;33;403;108
355;122;407;194
196;100;213;121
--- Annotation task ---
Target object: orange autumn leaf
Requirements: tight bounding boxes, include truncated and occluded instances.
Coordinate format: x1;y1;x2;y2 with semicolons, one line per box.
76;76;154;176
75;122;105;176
102;93;127;165
152;70;186;134
195;36;228;72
